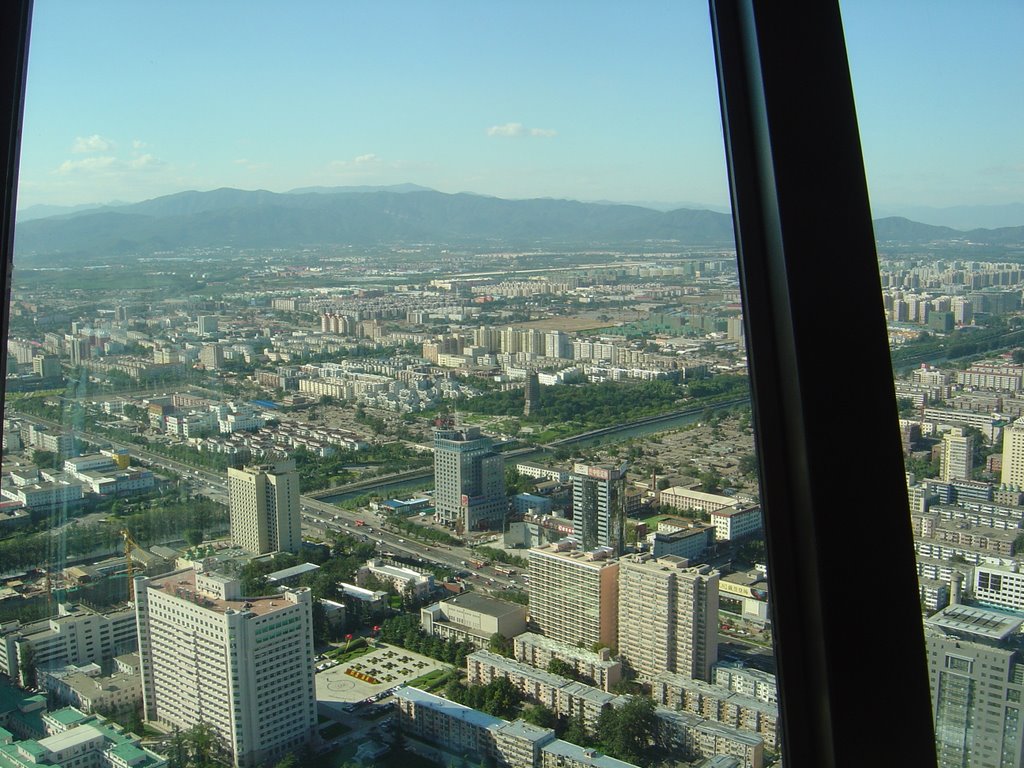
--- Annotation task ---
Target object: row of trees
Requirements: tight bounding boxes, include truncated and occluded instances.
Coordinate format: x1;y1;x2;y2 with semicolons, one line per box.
377;613;478;668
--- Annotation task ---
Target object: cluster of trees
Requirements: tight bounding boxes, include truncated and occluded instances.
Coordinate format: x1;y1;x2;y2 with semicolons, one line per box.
473;546;528;570
461;380;687;429
0;495;228;572
563;697;661;767
292;443;432;493
686;374;749;401
384;514;462;546
377;613;477;667
443;676;522;719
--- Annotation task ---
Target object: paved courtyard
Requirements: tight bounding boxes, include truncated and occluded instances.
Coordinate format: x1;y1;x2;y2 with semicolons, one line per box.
315;644;449;713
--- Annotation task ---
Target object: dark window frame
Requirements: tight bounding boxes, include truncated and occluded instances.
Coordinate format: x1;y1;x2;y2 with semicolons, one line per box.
0;0;938;764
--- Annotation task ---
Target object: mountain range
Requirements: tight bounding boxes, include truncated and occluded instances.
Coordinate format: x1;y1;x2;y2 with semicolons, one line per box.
12;186;1024;265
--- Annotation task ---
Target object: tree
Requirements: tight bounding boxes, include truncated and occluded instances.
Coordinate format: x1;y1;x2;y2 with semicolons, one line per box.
31;449;57;469
738;453;758;476
547;657;576;679
521;704;558;729
488;632;513;657
184;528;204;547
563;708;592;748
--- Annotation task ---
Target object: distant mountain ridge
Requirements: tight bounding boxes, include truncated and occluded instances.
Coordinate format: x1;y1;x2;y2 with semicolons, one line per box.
12;186;1024;264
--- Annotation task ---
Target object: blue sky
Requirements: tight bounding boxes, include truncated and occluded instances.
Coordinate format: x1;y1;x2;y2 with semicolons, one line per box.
15;1;1024;215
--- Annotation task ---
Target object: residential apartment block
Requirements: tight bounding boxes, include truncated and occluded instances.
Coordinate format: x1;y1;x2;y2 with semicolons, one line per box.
617;555;719;681
527;543;619;650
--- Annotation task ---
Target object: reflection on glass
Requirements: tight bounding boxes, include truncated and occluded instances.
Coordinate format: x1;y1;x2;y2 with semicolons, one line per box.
0;3;874;768
844;2;1024;766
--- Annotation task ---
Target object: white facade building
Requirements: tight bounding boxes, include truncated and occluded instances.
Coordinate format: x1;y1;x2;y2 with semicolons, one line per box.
135;569;316;768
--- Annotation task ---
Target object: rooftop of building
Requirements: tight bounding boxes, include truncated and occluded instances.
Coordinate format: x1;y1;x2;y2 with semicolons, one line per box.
514;632;618;666
146;568;304;617
266;561;321;582
394;686;502;730
529;543;618;567
434;592;526;620
539;739;640;768
469;650;572;688
925;603;1024;642
489;718;556;744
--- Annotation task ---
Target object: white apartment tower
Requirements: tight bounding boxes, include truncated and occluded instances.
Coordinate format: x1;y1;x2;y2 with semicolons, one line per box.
527;543;619;650
940;427;974;482
1002;417;1024;488
135;570;317;767
433;423;507;532
618;555;719;681
228;460;301;555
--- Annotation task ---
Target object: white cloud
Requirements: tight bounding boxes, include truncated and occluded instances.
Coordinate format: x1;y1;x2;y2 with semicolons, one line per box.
487;122;525;137
487;123;556;139
132;139;147;150
131;153;160;169
72;134;114;153
57;156;117;174
354;153;379;165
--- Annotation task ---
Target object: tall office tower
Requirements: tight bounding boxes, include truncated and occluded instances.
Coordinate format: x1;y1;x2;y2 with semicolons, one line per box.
618;555;719;681
571;462;628;555
31;354;61;379
544;330;571;359
228;460;301;555
1002;417;1024;487
199;343;225;370
433;422;507;531
925;604;1024;768
69;337;88;366
941;428;974;482
135;570;316;768
527;543;619;649
523;370;540;417
197;315;218;335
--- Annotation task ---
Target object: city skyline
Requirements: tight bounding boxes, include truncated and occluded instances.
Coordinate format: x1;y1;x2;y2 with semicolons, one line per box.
13;1;1024;216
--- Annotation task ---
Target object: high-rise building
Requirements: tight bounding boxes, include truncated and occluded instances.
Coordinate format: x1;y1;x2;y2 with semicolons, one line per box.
941;428;974;482
1001;417;1024;488
571;462;628;555
618;555;719;681
228;460;301;555
523;370;540;417
199;343;224;370
31;353;61;379
527;543;618;649
135;569;316;767
197;315;219;335
925;604;1024;768
433;423;507;531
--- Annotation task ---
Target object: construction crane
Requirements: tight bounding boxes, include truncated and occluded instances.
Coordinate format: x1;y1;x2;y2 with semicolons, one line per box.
121;529;141;602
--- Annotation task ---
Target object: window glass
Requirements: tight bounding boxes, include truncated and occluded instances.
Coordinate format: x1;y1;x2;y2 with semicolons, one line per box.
3;3;787;767
844;3;1024;766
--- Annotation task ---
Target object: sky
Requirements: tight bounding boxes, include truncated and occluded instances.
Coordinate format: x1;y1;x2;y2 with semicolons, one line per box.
14;1;1024;217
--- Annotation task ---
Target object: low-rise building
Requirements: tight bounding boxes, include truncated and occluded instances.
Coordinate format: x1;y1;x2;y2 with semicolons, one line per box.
420;593;527;648
0;706;166;768
512;632;622;692
0;604;137;682
709;505;762;542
